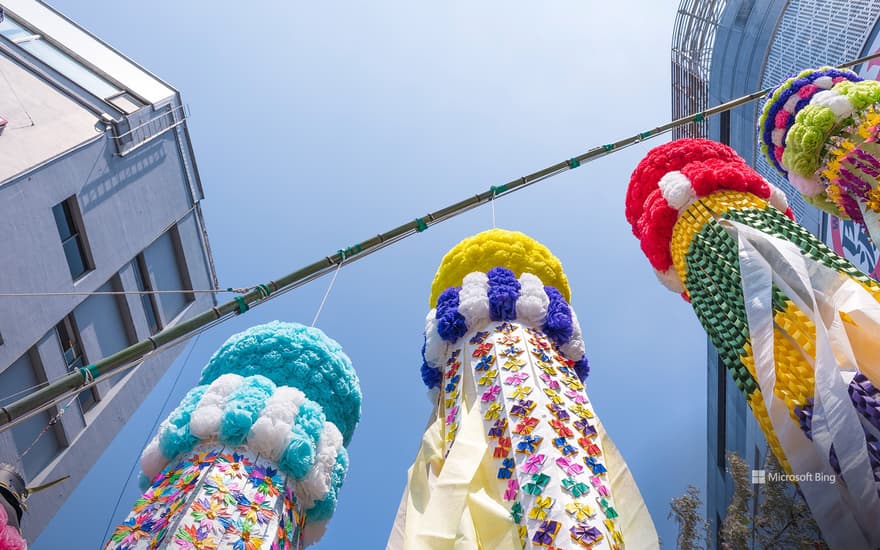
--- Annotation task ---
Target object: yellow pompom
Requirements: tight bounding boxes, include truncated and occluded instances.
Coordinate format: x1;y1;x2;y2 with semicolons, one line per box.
429;228;570;307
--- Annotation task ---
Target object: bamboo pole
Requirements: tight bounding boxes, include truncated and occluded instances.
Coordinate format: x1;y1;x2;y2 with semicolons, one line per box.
3;51;880;431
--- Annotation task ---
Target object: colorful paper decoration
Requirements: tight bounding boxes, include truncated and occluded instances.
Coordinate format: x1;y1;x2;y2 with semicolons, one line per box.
392;229;658;549
758;66;880;243
626;138;880;547
105;322;361;549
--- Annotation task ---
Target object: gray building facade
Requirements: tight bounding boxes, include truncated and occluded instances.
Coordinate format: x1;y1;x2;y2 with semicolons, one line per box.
0;0;216;538
672;0;880;542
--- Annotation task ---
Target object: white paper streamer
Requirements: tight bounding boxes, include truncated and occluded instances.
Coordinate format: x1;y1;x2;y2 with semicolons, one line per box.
725;219;880;548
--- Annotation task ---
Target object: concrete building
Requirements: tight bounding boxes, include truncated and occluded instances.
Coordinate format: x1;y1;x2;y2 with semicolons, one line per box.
672;0;880;542
0;0;216;538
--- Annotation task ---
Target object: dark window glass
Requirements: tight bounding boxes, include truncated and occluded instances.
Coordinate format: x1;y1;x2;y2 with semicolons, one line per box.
52;198;91;279
133;254;161;334
56;316;96;413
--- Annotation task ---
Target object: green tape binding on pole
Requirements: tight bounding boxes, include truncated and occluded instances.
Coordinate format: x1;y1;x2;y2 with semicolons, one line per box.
602;144;614;152
415;218;428;232
640;131;651;139
79;365;99;384
694;113;704;122
568;158;580;169
490;184;509;196
256;284;271;298
234;296;249;314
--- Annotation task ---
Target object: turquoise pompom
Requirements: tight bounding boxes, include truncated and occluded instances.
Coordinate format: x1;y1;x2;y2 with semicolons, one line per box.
199;321;361;445
219;375;276;446
158;385;208;459
278;426;316;479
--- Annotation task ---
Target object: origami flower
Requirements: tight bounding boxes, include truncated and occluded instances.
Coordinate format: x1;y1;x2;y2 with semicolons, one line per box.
494;437;512;458
472;343;493;357
540;373;561;391
544;389;563;405
516;435;543;454
556;456;584;476
504;479;519;501
500;345;524;358
469;331;489;345
445;361;460;378
510;399;535;417
550;419;573;437
504;372;529;386
445;374;461;392
446;405;459;425
510;501;523;523
573;419;597;438
511;386;533;400
522;473;551;495
481;385;501;402
494;322;516;334
536;361;556;375
474;354;496;371
529;337;551;350
497;458;515;479
561;477;589;497
553;437;578;457
584;457;607;475
565;501;595;521
488;418;508;438
570;404;594;419
522;453;546;473
528;496;554;520
532;520;561;546
484;402;502;420
110;511;157;545
478;370;498;386
513;417;539;435
503;357;527;371
570;523;604;546
498;334;521;346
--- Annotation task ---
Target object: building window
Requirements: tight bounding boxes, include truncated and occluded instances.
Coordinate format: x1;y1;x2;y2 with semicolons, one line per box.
716;353;727;473
55;315;96;413
0;352;62;480
133;254;161;335
142;227;194;325
52;197;92;280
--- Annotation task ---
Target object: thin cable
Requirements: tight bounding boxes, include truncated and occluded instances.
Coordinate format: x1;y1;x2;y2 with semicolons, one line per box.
311;252;345;327
16;392;79;464
99;333;201;545
0;380;50;405
0;288;249;298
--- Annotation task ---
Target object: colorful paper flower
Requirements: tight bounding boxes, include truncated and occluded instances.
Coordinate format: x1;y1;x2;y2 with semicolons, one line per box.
528;496;554;520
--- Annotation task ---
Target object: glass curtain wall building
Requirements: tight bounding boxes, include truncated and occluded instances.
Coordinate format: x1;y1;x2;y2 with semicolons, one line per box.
0;0;217;538
671;0;880;542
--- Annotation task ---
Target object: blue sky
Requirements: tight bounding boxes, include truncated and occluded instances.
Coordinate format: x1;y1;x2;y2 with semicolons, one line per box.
32;1;709;547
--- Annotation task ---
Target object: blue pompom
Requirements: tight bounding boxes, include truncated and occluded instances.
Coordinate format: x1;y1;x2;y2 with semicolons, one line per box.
294;399;326;447
158;385;208;459
487;267;520;321
278;426;316;479
219;375;275;446
543;286;574;346
199;322;361;446
436;287;467;342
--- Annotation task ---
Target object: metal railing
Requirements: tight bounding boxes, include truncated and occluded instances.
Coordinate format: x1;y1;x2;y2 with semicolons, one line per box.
112;103;188;156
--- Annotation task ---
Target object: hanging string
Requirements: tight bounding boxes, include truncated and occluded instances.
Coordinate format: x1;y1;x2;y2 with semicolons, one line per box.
490;186;498;228
312;251;346;327
0;379;50;405
99;333;201;546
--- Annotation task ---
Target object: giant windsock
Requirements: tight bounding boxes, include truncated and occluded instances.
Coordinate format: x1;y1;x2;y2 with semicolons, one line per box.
758;66;880;244
105;321;361;549
626;138;880;548
387;229;658;550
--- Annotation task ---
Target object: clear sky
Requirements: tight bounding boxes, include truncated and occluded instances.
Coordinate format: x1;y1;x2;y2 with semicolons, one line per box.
31;1;709;547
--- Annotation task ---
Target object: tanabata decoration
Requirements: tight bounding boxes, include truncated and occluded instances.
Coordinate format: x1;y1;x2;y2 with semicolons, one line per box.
758;66;880;242
626;138;880;548
0;465;27;550
105;321;361;549
386;229;658;549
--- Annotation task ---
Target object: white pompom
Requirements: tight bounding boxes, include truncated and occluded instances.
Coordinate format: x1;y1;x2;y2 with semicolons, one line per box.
811;90;854;119
302;520;329;547
654;268;685;293
140;437;166;479
295;423;344;510
813;76;833;89
657;171;696;211
766;182;789;213
459;272;490;330
516;273;549;325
